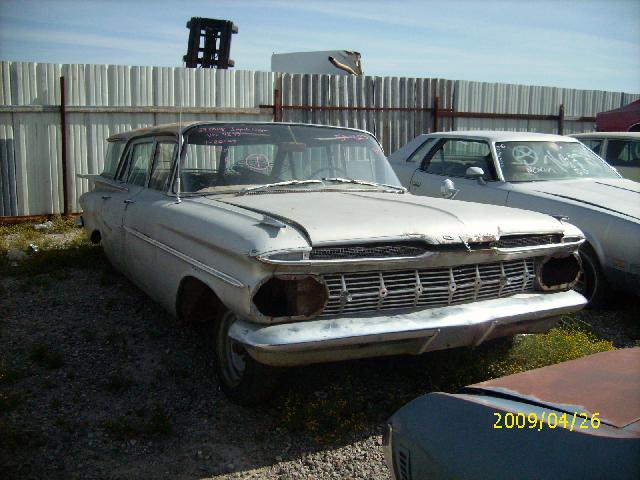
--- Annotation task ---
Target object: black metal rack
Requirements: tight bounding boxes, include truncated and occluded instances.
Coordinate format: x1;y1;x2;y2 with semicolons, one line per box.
183;17;238;69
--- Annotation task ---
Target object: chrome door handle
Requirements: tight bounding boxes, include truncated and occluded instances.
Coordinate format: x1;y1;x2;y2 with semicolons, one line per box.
124;199;135;204
101;195;111;200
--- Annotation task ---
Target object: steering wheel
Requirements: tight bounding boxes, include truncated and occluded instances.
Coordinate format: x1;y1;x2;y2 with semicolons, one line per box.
511;145;538;165
309;167;348;178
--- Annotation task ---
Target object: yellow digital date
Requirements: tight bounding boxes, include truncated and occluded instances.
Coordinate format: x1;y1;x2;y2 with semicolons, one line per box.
492;411;601;431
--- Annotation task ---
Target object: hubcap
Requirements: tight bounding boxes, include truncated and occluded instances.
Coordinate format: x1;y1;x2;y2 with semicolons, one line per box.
217;311;247;387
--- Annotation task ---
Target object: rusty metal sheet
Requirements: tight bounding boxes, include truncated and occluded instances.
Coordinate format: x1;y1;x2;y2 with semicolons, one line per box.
469;348;640;429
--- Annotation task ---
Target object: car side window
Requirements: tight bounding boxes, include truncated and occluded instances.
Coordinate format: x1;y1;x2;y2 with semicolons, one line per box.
605;140;640;167
422;139;495;180
406;139;436;163
149;142;177;191
581;139;603;155
127;142;154;187
101;141;126;179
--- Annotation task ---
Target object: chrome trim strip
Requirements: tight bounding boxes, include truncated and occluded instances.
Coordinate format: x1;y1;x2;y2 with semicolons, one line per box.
256;241;584;265
123;226;244;288
492;239;584;253
229;291;587;366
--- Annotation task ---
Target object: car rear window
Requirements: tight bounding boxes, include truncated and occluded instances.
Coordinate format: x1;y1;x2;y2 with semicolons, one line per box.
102;141;125;179
606;140;640;167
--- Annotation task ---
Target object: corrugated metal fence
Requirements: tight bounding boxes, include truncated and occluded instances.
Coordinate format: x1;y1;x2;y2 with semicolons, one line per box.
1;61;638;217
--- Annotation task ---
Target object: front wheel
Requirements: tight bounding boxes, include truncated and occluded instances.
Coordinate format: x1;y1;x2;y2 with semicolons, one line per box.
213;309;282;405
576;246;608;308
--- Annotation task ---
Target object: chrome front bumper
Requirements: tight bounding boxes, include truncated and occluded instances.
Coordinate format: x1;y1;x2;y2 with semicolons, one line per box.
229;290;586;367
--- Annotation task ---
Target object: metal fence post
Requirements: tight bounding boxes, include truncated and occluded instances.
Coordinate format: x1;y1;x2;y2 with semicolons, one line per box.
558;104;565;135
273;89;282;122
59;76;69;216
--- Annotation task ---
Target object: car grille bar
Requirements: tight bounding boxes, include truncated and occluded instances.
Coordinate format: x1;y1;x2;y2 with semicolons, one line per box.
491;234;562;249
310;243;427;260
321;259;535;317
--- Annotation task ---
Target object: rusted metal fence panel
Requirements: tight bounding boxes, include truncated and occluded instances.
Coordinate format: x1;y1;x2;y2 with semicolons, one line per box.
1;60;638;218
0;62;274;216
276;73;454;154
453;80;640;134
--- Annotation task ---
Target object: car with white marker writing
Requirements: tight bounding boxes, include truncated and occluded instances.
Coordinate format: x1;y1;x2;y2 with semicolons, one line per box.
389;131;640;306
79;122;586;404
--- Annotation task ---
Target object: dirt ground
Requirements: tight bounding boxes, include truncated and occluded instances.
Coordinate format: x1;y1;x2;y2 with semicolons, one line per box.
1;238;638;480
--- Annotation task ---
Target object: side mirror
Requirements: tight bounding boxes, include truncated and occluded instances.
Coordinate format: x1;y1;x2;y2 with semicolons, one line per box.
440;178;459;199
465;166;486;185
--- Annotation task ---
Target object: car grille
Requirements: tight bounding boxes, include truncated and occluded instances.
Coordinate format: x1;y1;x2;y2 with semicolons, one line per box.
397;447;412;480
310;243;427;260
491;234;562;249
320;259;536;317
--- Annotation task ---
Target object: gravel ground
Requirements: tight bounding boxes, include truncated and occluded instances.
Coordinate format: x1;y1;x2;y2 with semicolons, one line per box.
1;247;637;479
1;263;391;480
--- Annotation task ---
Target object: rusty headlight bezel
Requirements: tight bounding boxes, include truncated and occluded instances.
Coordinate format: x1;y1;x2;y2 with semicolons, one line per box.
535;253;582;292
252;275;328;321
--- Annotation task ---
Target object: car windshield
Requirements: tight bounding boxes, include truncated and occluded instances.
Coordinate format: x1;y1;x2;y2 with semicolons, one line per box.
178;123;402;194
495;141;620;182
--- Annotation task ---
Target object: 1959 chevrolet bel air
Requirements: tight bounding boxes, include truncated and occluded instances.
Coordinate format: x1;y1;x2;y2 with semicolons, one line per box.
79;122;587;404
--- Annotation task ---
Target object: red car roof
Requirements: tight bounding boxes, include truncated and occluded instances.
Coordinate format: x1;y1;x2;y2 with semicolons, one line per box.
596;100;640;132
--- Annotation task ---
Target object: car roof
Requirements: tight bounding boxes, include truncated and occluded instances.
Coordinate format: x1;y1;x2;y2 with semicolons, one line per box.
466;347;640;429
420;130;578;143
571;132;640;140
106;121;375;142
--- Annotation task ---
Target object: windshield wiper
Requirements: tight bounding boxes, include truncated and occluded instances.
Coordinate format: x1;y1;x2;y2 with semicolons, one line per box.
237;179;322;196
322;177;407;192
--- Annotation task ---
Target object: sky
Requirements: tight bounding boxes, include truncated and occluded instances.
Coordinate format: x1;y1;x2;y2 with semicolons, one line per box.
0;0;638;93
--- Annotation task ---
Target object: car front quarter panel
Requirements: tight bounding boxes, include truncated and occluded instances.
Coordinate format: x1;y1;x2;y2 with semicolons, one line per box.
506;190;640;284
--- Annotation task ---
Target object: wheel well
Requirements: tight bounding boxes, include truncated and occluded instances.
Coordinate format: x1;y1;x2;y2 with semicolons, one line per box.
628;123;640;132
580;240;599;261
176;276;225;324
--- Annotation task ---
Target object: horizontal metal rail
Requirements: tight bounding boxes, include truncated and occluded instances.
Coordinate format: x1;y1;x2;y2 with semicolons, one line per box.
0;105;270;115
259;104;438;112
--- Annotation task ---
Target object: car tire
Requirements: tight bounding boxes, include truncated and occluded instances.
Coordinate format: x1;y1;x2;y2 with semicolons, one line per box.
213;308;282;405
576;245;608;308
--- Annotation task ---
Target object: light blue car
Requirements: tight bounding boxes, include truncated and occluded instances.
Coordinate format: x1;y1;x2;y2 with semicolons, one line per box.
384;348;640;480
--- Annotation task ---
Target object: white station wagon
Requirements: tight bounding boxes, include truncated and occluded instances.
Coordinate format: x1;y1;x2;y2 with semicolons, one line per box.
79;122;586;404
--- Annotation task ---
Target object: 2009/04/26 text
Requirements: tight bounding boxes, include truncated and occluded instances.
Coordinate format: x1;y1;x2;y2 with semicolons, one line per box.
493;411;600;431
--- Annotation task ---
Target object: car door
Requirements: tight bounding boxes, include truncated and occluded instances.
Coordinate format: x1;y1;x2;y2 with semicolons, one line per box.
108;139;154;288
409;138;509;205
122;138;178;296
391;137;437;187
98;143;135;273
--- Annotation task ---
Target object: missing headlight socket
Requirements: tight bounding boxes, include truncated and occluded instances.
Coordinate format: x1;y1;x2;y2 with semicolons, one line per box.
535;254;582;292
253;275;328;319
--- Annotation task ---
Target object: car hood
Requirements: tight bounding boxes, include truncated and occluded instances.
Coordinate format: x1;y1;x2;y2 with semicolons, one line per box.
512;178;640;220
218;191;565;246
